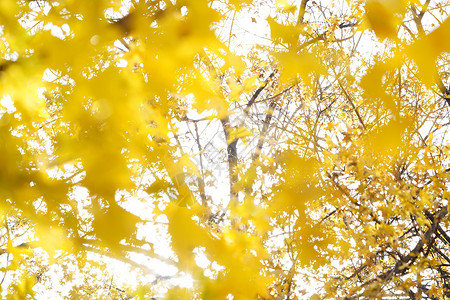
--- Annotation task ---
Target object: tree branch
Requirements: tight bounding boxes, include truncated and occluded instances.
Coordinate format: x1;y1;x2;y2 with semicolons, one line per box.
296;0;309;26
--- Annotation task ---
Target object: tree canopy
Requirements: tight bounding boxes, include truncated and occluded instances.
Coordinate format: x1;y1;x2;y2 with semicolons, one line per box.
2;0;450;299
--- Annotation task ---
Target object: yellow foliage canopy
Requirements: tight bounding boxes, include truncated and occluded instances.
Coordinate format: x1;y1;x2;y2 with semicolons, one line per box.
1;0;450;299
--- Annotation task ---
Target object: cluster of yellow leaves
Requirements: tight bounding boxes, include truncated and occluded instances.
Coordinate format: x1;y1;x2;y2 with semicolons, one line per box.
0;0;277;298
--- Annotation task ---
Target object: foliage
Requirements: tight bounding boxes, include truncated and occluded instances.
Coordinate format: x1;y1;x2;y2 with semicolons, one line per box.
2;0;450;299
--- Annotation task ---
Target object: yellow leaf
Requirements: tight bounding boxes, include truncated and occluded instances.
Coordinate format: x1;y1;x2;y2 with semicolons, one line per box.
274;0;296;13
275;51;325;84
268;18;301;47
93;202;141;251
310;294;321;300
165;203;212;269
403;19;450;86
227;126;253;144
365;0;405;39
228;0;252;9
428;284;443;298
35;225;72;258
365;118;412;157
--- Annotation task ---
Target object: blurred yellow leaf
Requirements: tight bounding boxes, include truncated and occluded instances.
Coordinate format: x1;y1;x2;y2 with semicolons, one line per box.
93;202;141;251
275;51;326;84
365;0;405;39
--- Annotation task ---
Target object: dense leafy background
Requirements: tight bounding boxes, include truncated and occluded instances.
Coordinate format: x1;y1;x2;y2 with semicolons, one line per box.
1;0;450;299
